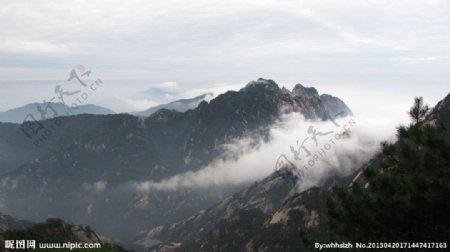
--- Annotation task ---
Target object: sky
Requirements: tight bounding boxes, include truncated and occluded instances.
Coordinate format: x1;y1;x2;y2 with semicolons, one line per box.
0;0;449;119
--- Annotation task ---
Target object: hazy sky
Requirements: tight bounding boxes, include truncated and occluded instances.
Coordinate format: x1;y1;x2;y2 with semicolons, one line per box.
0;0;449;117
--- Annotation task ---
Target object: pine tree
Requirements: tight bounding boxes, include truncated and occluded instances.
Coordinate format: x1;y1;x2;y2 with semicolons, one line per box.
409;97;429;125
327;97;450;244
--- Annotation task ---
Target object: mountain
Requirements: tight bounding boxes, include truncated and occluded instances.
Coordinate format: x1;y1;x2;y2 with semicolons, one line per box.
0;102;115;123
134;93;214;117
148;92;449;252
425;92;450;127
146;165;335;252
145;167;298;247
0;78;352;244
0;213;33;233
288;83;352;118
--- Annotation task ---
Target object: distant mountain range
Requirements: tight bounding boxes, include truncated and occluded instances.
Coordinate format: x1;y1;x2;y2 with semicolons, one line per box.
0;93;217;124
1;81;448;251
0;78;353;247
0;102;115;123
133;93;214;117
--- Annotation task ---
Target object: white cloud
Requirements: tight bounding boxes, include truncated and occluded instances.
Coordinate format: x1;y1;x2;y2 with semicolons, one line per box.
391;56;439;65
0;40;75;55
132;112;400;193
116;94;158;112
0;0;449;82
0;0;448;116
154;82;181;91
82;181;108;192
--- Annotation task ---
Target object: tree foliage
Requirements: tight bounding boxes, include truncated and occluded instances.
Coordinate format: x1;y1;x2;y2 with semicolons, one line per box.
409;97;429;125
327;98;450;243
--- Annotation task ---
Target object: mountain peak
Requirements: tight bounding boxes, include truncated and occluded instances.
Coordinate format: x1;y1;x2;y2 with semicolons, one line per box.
241;78;280;92
198;92;214;98
292;83;319;97
148;108;181;122
0;102;114;123
134;93;214;117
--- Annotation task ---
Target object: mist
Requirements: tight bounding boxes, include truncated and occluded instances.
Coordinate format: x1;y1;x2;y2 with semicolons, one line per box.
132;111;402;193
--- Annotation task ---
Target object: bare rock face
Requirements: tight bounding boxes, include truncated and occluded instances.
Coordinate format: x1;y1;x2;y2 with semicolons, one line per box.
425;92;450;127
291;84;319;98
148;167;298;246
